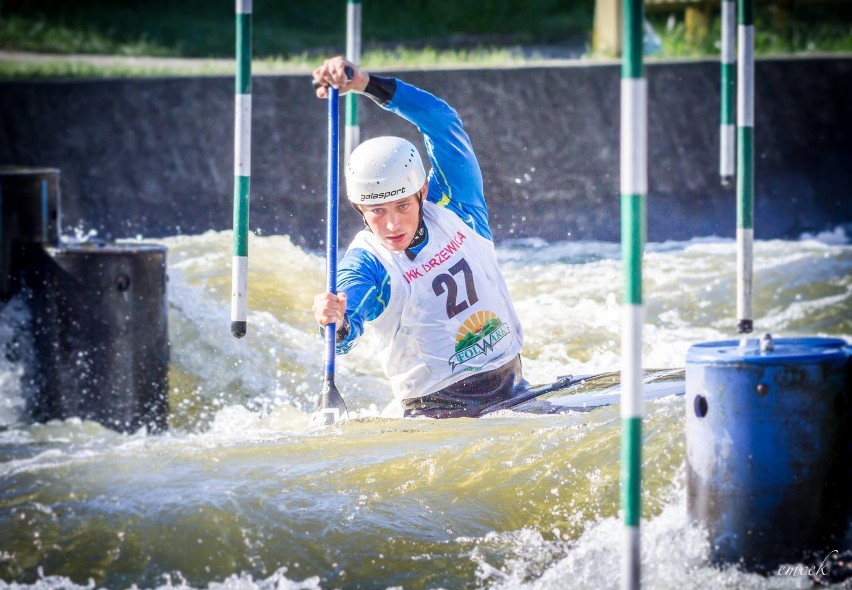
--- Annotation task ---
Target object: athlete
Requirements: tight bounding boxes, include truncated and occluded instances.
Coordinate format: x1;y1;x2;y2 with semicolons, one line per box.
311;56;525;418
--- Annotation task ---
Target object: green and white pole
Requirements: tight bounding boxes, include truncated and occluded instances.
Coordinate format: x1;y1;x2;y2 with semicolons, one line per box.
736;0;754;335
620;0;646;587
720;0;736;188
231;0;252;339
344;0;362;162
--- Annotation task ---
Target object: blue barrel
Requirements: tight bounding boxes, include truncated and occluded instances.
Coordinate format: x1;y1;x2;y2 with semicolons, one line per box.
686;336;850;570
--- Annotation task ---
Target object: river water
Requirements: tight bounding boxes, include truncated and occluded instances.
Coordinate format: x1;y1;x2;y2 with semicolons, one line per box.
1;226;850;590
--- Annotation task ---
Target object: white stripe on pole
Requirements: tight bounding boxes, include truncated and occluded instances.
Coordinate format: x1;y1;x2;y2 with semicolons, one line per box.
737;27;754;127
736;228;753;326
231;255;248;326
234;94;252;176
620;79;648;197
622;525;641;590
721;1;735;64
237;0;251;14
721;124;735;178
621;305;645;419
346;2;361;66
345;1;362;162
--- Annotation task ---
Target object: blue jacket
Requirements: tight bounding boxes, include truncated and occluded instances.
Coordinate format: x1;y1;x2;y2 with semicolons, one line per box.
338;79;493;352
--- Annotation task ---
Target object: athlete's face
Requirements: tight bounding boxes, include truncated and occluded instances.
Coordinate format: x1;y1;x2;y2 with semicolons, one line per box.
358;188;424;252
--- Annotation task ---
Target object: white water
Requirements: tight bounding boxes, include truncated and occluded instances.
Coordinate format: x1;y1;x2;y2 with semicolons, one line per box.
1;227;850;589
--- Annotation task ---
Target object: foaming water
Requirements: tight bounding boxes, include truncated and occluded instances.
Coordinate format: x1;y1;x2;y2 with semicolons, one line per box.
1;228;850;590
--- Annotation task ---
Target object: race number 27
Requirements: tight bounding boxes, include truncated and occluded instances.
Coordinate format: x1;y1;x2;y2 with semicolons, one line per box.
431;258;479;319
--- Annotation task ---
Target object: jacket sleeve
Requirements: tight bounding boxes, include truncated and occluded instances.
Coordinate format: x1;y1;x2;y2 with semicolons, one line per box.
377;78;494;241
335;247;391;353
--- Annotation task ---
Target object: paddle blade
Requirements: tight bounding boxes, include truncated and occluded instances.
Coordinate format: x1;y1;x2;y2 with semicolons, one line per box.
309;377;349;428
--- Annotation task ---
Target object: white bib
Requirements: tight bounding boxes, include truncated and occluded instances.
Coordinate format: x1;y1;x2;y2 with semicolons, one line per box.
349;201;523;400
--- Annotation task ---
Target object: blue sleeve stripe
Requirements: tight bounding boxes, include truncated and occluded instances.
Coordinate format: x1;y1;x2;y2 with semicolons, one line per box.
428;140;453;202
351;285;376;317
375;272;391;312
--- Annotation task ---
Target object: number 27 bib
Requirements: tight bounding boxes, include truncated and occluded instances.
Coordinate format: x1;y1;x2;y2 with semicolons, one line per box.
349;201;523;401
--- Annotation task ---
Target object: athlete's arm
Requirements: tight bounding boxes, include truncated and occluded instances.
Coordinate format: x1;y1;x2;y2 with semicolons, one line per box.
312;56;492;239
363;76;493;241
312;248;389;353
333;248;391;353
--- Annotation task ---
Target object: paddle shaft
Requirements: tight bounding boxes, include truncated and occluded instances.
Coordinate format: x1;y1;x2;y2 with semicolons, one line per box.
324;86;340;385
312;67;354;425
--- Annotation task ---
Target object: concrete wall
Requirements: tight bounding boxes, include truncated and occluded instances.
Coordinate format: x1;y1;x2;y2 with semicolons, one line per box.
1;57;849;247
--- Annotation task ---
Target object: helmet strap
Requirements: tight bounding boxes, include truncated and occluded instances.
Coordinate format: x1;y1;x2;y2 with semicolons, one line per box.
404;191;427;260
352;203;372;231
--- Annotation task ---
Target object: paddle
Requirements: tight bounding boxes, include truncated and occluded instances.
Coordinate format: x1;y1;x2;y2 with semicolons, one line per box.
310;75;351;428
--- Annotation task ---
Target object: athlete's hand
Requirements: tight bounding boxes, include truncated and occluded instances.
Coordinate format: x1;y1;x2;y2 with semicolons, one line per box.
312;292;347;327
312;56;368;99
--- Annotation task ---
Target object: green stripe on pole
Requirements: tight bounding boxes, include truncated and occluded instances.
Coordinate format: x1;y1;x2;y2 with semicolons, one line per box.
621;193;646;305
739;0;754;25
233;175;250;256
621;416;642;526
346;93;359;126
721;64;735;125
622;0;644;78
236;13;251;94
737;128;754;229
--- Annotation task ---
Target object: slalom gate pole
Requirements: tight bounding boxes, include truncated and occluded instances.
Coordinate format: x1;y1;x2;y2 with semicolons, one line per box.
720;0;736;188
620;0;647;586
345;0;362;162
231;0;252;339
736;0;754;335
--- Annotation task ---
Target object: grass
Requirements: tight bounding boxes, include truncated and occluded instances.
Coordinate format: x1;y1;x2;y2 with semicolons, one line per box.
0;0;593;58
0;60;228;80
0;0;849;79
0;47;577;80
648;4;852;58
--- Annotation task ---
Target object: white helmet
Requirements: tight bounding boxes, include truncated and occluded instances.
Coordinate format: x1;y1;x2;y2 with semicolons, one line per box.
346;136;427;205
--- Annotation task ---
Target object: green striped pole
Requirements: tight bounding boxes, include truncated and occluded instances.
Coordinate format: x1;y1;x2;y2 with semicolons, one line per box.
344;0;362;162
231;0;252;339
736;0;754;335
720;0;736;188
621;0;646;587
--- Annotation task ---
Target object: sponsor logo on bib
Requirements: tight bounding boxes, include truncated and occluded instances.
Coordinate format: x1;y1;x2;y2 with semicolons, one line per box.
449;310;510;371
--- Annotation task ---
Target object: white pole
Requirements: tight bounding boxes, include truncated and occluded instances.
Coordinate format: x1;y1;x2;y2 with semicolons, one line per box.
344;0;362;162
231;0;252;339
620;0;647;587
736;0;755;335
720;0;736;188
